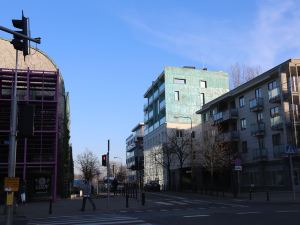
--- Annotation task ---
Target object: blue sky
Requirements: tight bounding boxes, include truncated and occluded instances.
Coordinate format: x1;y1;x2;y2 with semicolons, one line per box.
1;0;300;171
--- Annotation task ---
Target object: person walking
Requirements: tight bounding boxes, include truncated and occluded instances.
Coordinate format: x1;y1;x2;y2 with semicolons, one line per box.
80;180;96;211
19;180;26;205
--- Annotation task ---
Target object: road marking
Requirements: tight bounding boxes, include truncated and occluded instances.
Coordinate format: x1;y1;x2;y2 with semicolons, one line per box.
172;208;181;211
237;211;261;215
160;209;168;211
169;201;188;205
120;211;128;213
276;210;300;213
155;201;174;205
135;210;143;213
216;202;248;208
184;214;210;218
198;207;206;210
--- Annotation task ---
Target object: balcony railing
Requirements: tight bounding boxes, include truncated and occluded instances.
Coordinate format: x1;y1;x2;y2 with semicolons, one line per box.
253;148;268;161
268;87;281;103
271;116;283;130
212;109;238;124
273;145;285;158
249;97;264;112
216;131;239;143
250;122;265;136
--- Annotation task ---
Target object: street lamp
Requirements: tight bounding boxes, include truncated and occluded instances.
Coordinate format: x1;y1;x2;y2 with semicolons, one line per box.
174;115;194;189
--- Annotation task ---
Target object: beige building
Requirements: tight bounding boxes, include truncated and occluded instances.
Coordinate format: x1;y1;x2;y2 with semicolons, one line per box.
197;59;300;191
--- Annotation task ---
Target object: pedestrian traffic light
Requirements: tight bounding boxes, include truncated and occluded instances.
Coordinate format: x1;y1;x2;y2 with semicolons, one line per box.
11;11;29;57
102;154;107;166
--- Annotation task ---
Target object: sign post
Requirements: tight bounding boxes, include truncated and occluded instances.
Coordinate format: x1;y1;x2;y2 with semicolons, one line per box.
286;145;296;200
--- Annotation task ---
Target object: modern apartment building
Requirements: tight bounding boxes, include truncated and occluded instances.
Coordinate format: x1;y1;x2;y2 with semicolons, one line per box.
197;59;300;191
126;123;144;185
0;38;72;200
143;66;229;188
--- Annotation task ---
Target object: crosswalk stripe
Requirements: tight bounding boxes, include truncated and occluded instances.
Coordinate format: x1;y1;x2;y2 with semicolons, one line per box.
155;201;173;205
169;201;188;205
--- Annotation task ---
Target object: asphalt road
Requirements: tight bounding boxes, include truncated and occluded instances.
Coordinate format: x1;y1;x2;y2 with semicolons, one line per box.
4;192;300;225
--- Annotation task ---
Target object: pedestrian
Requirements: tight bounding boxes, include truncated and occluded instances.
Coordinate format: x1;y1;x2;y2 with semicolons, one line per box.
80;180;96;211
19;180;26;205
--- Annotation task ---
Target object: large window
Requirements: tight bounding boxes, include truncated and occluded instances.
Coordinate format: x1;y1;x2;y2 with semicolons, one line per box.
200;80;207;88
270;106;279;117
239;96;245;108
272;134;281;146
268;80;277;90
255;88;262;98
174;91;180;101
174;78;186;84
257;112;264;122
200;93;205;106
176;129;183;138
258;137;265;149
241;118;246;130
242;141;248;153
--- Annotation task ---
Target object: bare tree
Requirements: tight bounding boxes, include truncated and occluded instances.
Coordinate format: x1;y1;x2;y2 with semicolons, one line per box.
198;123;228;187
76;149;100;181
167;129;191;190
150;143;174;190
230;63;262;89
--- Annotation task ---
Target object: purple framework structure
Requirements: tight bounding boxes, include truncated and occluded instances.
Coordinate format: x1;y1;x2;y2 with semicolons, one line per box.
0;67;60;200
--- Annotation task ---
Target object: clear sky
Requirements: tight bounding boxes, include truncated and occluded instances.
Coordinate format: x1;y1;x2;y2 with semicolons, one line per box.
1;0;300;170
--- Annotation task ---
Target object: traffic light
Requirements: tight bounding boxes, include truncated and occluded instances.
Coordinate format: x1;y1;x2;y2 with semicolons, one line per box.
102;154;107;166
11;11;29;57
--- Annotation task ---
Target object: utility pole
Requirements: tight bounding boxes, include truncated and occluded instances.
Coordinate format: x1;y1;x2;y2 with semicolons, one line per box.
0;12;41;225
107;139;110;208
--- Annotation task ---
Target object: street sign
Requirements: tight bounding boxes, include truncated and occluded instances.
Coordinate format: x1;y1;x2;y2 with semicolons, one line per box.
235;166;242;171
285;145;296;154
6;192;14;206
4;177;20;192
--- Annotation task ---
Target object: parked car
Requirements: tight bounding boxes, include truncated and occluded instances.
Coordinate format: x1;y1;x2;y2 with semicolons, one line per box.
144;181;160;192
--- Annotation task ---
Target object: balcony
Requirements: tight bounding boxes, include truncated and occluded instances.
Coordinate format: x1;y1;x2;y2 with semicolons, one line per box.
273;145;285;158
215;131;239;143
251;122;265;136
249;97;264;112
144;103;148;111
252;148;268;161
212;109;238;124
271;116;283;130
269;87;281;103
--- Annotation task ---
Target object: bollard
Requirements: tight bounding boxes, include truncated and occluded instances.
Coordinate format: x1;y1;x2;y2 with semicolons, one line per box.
141;192;145;206
126;194;129;208
249;190;252;200
266;191;270;201
49;197;53;214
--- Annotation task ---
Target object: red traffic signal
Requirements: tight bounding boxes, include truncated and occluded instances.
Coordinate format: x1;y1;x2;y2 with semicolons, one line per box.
102;154;107;166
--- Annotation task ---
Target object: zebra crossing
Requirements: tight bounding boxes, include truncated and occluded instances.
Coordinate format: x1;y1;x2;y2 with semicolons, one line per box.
28;214;152;225
154;198;247;208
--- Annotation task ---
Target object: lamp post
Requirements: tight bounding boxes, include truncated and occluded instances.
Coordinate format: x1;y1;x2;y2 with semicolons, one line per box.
174;115;194;190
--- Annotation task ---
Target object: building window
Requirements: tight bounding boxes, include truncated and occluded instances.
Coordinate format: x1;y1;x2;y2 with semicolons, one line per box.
200;93;205;106
174;78;186;84
268;80;277;90
239;96;245;108
257;112;264;122
270;106;279;117
200;80;207;88
258;137;265;149
174;91;180;101
241;118;246;130
255;88;262;98
242;141;248;153
176;129;183;137
272;134;281;146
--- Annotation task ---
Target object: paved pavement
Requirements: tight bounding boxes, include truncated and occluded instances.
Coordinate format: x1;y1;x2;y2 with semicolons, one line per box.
1;191;300;224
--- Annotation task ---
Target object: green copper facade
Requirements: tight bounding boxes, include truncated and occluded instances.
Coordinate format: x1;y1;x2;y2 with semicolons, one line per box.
144;66;229;134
